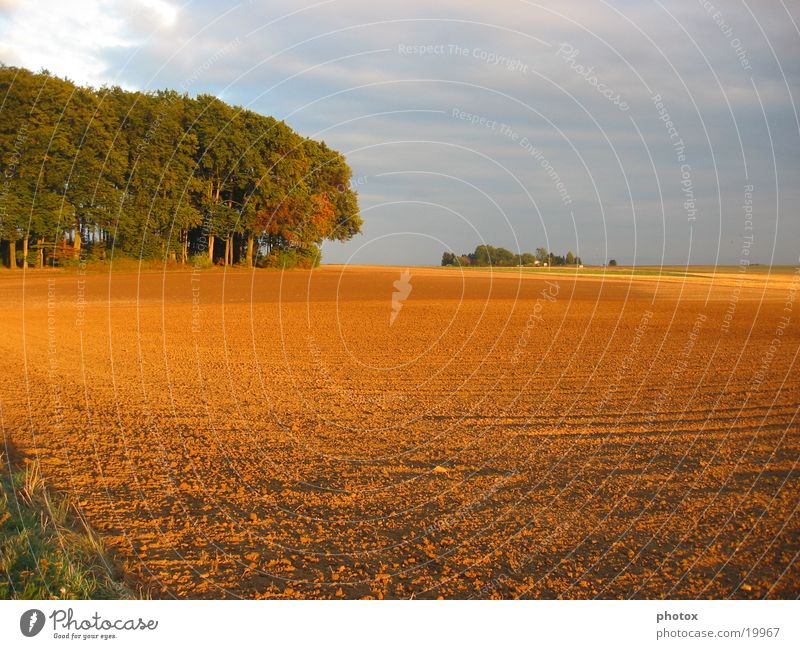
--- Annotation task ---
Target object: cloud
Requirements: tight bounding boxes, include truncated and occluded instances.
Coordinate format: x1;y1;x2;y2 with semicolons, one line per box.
0;0;177;86
2;0;798;264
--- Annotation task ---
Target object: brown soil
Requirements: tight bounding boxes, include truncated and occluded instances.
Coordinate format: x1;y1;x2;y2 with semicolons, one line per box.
1;265;798;599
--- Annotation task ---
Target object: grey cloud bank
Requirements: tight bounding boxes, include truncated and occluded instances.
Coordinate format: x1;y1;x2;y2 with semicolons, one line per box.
2;0;798;265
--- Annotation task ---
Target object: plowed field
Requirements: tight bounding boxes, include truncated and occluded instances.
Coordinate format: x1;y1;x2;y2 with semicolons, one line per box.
1;266;798;598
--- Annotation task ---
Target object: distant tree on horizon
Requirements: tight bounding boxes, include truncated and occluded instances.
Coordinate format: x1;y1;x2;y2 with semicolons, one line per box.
535;247;549;265
442;244;582;267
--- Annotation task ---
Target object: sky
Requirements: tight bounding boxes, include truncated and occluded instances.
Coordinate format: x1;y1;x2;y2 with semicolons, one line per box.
1;0;798;266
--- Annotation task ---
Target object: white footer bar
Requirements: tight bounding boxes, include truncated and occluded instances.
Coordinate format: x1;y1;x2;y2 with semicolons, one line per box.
2;600;797;648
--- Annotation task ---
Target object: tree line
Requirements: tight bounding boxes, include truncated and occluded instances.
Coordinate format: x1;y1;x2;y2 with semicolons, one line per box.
0;65;362;269
442;245;582;267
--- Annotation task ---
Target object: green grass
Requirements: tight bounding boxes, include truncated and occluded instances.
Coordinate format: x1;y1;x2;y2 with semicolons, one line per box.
438;264;798;278
439;265;699;278
0;453;133;599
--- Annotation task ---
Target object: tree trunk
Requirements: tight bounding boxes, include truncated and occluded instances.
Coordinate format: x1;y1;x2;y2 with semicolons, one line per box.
22;235;28;269
73;225;81;259
246;233;254;268
36;238;44;268
181;230;188;264
8;239;16;269
224;237;230;266
207;234;214;262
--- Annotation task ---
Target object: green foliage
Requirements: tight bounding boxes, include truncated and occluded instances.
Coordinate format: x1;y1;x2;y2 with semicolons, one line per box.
0;65;362;269
188;253;213;269
535;247;549;264
444;245;584;267
0;456;132;599
259;244;321;269
609;259;618;266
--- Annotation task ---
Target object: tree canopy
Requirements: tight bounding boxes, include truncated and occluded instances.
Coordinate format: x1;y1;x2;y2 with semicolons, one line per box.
0;65;362;269
442;245;582;267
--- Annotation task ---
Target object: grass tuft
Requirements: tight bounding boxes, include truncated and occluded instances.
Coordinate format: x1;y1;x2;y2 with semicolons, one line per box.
0;452;134;599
